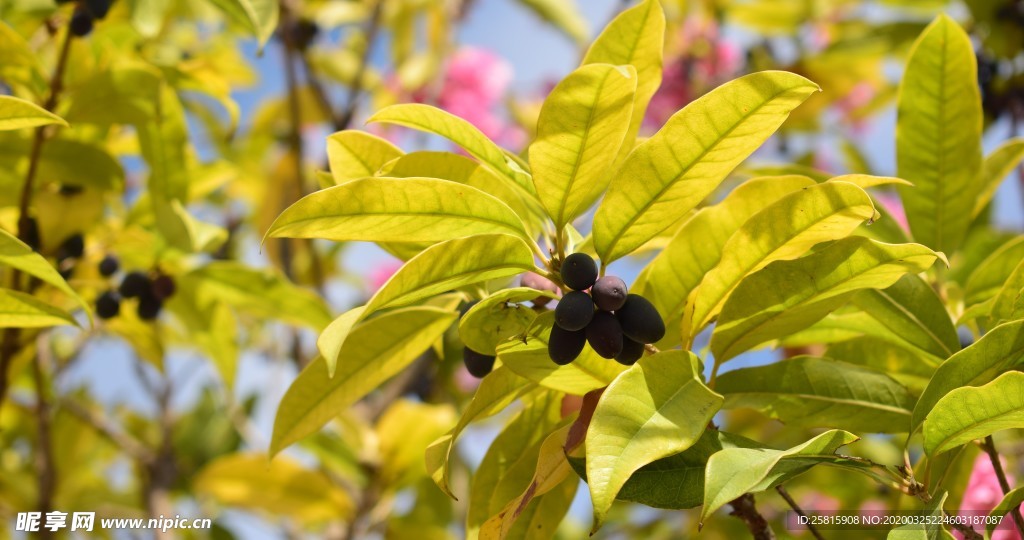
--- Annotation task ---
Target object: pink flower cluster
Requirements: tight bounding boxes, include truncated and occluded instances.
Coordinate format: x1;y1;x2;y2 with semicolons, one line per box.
957;454;1021;540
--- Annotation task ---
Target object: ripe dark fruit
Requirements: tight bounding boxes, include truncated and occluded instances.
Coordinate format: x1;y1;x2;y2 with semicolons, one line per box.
560;253;597;291
98;255;119;277
151;274;176;300
586;311;623;359
96;291;120;319
616;337;645;366
554;291;594;331
463;348;496;378
84;0;112;19
70;8;94;37
548;326;586;365
58;233;85;260
616;294;666;344
119;271;150;298
592;276;628;311
137;294;162;320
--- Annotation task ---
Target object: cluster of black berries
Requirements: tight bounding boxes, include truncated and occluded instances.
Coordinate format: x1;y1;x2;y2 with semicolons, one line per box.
95;260;176;321
55;233;85;279
549;253;665;367
67;0;114;37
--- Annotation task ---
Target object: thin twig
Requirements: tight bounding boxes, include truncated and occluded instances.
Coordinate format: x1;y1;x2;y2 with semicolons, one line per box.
335;0;384;131
982;436;1024;538
728;493;776;540
775;486;825;540
61;398;156;463
31;344;56;538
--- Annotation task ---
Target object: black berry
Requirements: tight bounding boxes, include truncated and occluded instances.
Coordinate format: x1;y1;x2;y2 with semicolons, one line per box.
554;291;594;331
586;311;623;359
615;337;645;366
84;0;112;19
98;255;119;277
592;276;628;311
560;253;597;291
151;274;176;300
57;233;85;260
548;325;586;365
96;290;120;319
463;348;496;378
58;184;84;196
70;7;94;37
615;294;666;344
137;294;162;320
119;271;150;298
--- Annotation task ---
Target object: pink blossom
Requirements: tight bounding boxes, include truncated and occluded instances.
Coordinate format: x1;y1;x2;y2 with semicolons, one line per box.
958;454;1020;540
368;258;403;293
435;47;523;148
644;60;692;130
800;491;842;514
875;193;909;232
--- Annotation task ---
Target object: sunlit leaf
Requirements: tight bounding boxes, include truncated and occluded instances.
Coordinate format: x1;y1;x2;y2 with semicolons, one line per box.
377;400;456;487
326;130;403;185
459;287;554;355
0;95;67;131
271;306;457;455
0;227;90;319
207;0;279;49
716;357;915;433
973;139;1024;218
896;14;982;254
515;0;589;44
592;71;819;263
924;371;1024;455
849;274;959;361
586;350;722;530
0;288;77;328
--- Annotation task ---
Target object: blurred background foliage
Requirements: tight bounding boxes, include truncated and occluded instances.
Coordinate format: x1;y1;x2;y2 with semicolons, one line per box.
0;0;1023;538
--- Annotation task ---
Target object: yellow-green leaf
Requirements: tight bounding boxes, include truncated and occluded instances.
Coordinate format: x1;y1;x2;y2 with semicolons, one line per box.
988;487;1024;539
896;14;982;254
207;0;279;49
530;63;637;227
990;258;1024;324
376;400;455;487
965;237;1024;306
582;0;665;166
0;288;77;328
0;95;67;131
0;227;90;319
913;320;1024;432
426;367;535;498
367;104;535;196
267;177;531;244
586;350;722;531
974;138;1024;218
592;71;820;263
194;453;351;523
326;130;403;185
711;237;941;362
634;175;816;347
685;181;876;340
316;306;366;377
515;0;589;45
459;287;554;355
923;371;1024;455
271;306;457;455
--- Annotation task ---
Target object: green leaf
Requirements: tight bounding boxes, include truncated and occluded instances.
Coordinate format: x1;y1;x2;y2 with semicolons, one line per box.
376;400;456;487
711;237;941;361
497;312;625;395
988;487;1024;539
271;306;457;455
569;430;760;510
0;227;89;319
459;288;554;356
685;181;877;340
974;139;1024;218
364;234;536;316
426;367;536;499
896;14;982;254
515;0;589;44
715;357;915;433
0;95;67;131
325;130;403;185
129;0;172;37
367;104;535;197
316;306;366;377
887;492;954;539
529;63;637;227
267;177;531;244
186;262;333;330
634;175;816;347
194;453;351;524
990;258;1024;324
824;337;936;395
913;320;1024;432
923;371;1024;455
586;350;722;531
700;430;860;523
850;274;960;361
965;237;1024;306
207;0;279;49
592;71;820;263
582;0;665;166
0;22;47;98
0;288;77;328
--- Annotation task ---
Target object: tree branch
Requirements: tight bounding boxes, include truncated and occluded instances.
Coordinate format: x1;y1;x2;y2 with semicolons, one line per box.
982;436;1024;538
775;485;825;540
31;339;56;539
728;493;776;540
